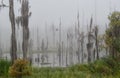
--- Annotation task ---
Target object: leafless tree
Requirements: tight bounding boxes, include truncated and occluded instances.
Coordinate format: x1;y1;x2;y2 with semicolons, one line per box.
77;12;81;63
36;27;40;65
94;26;99;59
66;33;69;66
67;28;74;65
15;0;31;60
51;23;56;66
51;24;56;47
21;0;30;59
80;32;85;63
9;0;17;63
61;41;64;66
58;19;62;66
87;17;94;62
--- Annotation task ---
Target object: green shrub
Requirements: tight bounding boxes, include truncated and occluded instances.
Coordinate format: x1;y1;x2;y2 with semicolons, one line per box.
87;59;113;75
9;59;31;78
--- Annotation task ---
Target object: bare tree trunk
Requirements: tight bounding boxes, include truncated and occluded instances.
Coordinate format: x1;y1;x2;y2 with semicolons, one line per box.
95;26;99;60
21;0;29;59
87;43;92;62
36;28;40;65
61;41;64;66
22;26;29;59
58;19;62;66
67;30;74;65
69;40;73;65
66;34;69;66
77;12;81;63
81;32;84;63
66;49;68;66
9;0;17;64
87;17;94;63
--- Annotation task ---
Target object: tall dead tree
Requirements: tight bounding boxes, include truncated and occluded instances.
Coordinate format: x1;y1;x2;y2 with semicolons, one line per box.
45;23;49;63
61;41;64;66
9;0;17;63
21;0;29;59
94;26;99;59
66;33;69;66
87;17;94;63
36;27;40;65
41;39;45;64
37;27;40;51
58;19;62;66
51;24;56;66
80;32;84;63
67;28;74;65
51;24;56;47
77;12;81;63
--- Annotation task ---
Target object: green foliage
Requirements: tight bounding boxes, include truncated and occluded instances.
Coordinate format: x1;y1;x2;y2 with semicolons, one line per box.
90;60;112;75
104;57;120;75
0;59;11;76
30;57;120;78
108;11;120;27
9;59;31;78
89;57;120;76
1;57;120;78
105;11;120;54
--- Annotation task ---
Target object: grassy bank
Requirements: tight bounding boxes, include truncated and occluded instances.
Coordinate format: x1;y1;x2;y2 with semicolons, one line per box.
30;57;120;78
0;56;120;78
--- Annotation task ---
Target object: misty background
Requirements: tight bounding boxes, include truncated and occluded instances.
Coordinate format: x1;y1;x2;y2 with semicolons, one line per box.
0;0;120;51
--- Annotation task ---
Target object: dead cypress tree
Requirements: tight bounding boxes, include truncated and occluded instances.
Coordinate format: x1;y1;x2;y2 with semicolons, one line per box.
36;27;40;65
67;28;74;65
66;33;69;66
77;11;81;63
45;23;49;63
51;24;56;47
15;0;31;59
61;41;64;66
51;24;56;66
58;19;62;66
81;32;84;63
41;39;45;64
21;0;29;59
9;0;17;64
87;17;94;63
94;26;99;59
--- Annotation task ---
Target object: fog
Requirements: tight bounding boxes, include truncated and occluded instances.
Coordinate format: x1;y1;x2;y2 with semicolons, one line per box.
0;0;120;51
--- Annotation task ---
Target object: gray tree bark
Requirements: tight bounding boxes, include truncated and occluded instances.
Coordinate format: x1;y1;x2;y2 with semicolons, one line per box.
9;0;17;64
95;26;99;59
21;0;29;59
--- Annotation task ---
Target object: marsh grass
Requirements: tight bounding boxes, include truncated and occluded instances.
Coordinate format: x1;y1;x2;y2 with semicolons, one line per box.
0;56;120;78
